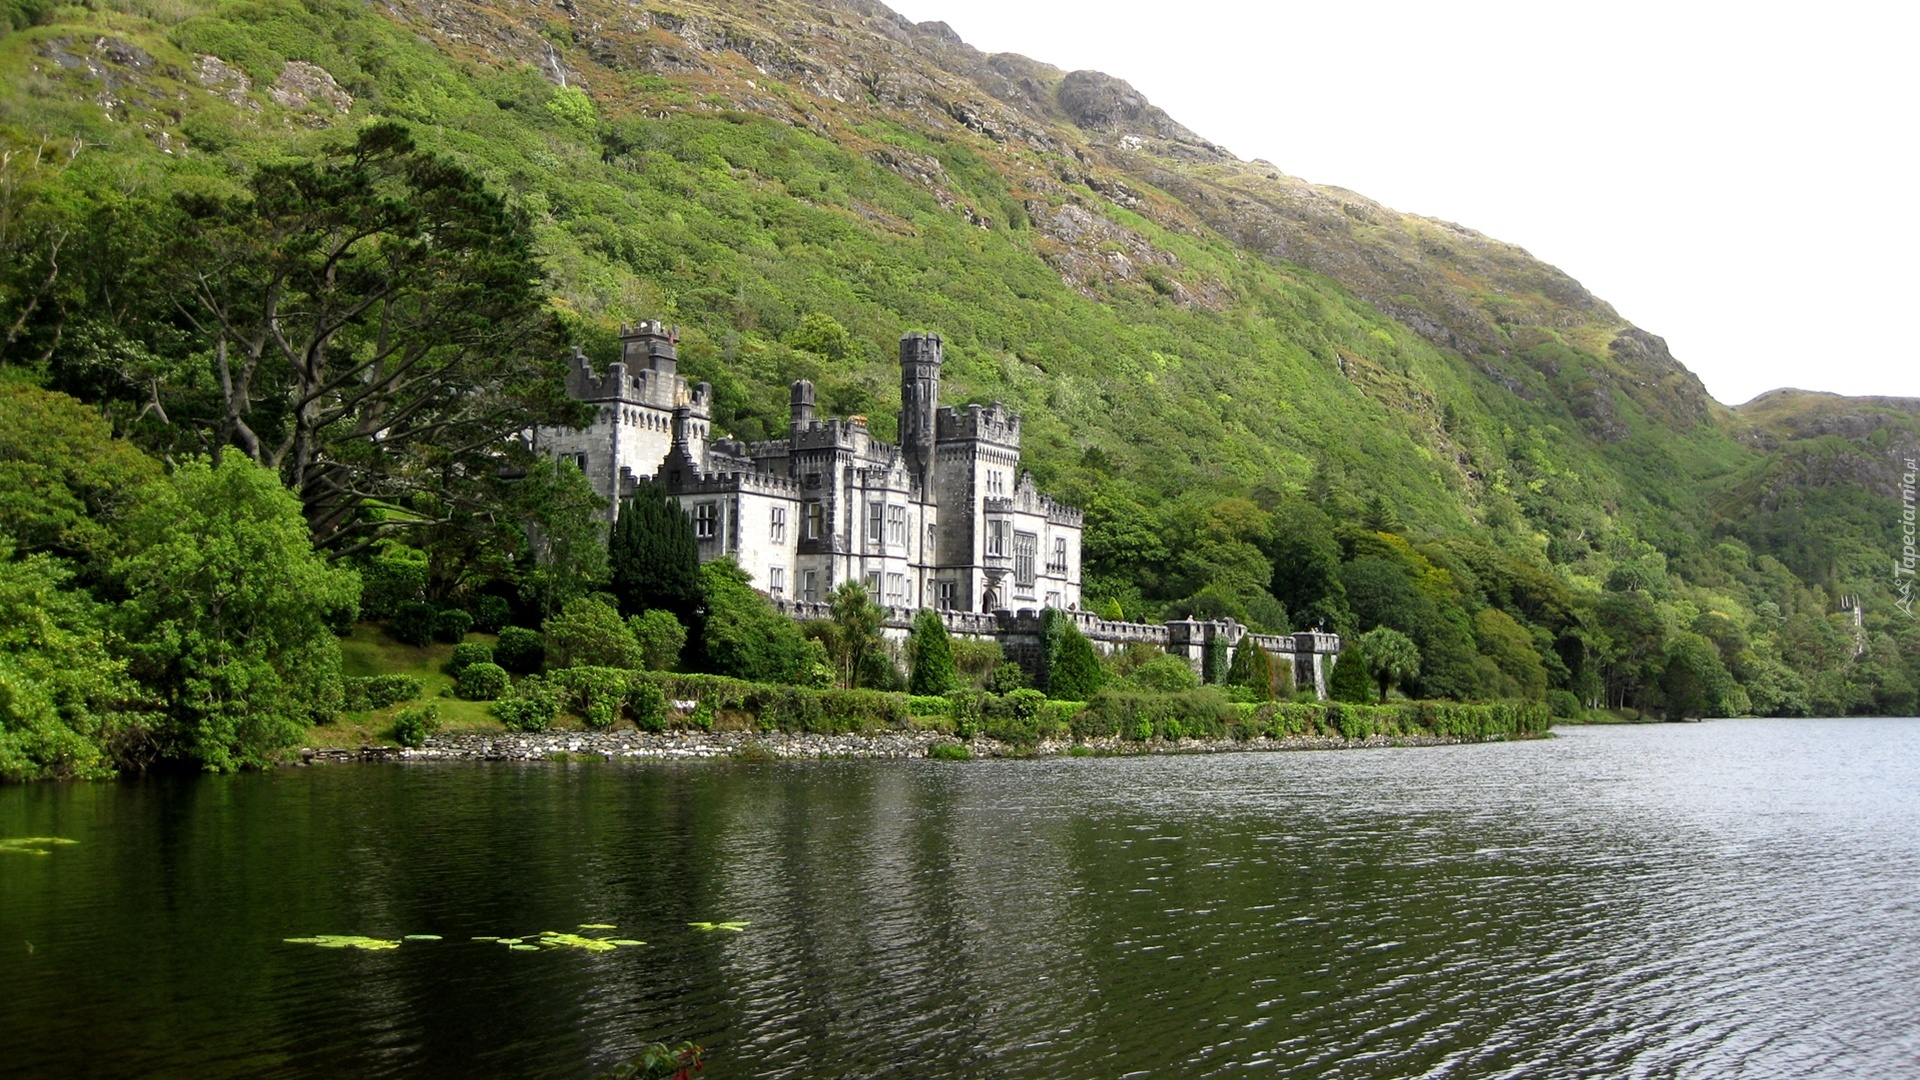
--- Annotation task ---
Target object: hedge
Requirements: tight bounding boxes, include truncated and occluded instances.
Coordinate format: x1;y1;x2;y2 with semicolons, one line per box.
343;674;425;711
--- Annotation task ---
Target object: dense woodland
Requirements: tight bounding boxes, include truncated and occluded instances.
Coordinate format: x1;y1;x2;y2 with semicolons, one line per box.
3;0;1918;779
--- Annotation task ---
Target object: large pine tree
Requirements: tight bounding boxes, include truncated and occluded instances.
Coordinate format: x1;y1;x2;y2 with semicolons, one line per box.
608;482;703;630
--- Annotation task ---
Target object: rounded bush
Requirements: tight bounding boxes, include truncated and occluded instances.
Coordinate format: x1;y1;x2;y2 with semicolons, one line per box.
392;704;440;747
432;608;473;643
493;677;557;731
628;678;668;732
928;742;971;760
390;601;437;647
448;641;494;676
456;662;509;701
471;595;513;634
1547;689;1583;719
494;626;544;675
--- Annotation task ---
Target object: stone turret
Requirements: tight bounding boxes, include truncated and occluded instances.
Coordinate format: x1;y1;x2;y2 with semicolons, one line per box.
790;379;816;429
619;320;678;374
899;332;942;491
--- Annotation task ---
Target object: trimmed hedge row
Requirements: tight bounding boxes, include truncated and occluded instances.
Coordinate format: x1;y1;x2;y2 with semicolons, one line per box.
488;665;1551;743
343;674;424;711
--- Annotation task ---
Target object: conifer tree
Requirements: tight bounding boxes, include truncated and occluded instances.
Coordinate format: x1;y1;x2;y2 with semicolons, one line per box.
907;608;958;695
1227;636;1275;701
1329;638;1374;704
608;482;703;630
1041;609;1104;701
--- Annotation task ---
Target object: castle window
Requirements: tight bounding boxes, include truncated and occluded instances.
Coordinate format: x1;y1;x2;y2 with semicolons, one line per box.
868;501;885;546
865;571;882;599
938;581;956;609
770;505;787;543
804;501;824;540
1046;591;1062;609
886;505;907;545
1051;536;1069;575
803;569;819;603
886;573;905;608
768;566;785;597
1014;532;1037;588
986;519;1008;557
693;501;717;540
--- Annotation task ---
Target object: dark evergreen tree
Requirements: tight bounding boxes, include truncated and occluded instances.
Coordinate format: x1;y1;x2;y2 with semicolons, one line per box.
1227;636;1274;701
609;481;704;629
1041;609;1104;701
907;608;958;696
1329;639;1374;704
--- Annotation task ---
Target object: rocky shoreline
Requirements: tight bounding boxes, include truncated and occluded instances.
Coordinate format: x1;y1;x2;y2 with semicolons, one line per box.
298;728;1525;765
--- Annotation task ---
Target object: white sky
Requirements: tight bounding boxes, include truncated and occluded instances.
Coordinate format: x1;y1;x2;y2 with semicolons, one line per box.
887;0;1919;406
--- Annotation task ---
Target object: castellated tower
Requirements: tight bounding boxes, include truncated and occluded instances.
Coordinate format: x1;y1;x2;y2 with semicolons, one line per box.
898;332;942;491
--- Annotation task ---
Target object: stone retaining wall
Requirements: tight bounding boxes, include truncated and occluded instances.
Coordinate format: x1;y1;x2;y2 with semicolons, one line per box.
299;728;1523;764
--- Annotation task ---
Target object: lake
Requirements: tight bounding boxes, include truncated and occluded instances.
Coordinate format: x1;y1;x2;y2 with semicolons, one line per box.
4;718;1918;1077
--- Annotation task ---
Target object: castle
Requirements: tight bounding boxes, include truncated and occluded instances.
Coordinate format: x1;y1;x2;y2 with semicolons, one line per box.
538;321;1084;615
536;321;1339;695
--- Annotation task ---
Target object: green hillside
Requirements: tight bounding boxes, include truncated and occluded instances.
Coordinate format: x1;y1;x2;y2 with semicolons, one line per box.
3;0;1917;776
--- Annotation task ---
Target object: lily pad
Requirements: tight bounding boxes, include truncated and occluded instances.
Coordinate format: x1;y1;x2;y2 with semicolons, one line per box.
471;936;501;942
579;923;618;930
536;931;618;953
509;944;540;952
688;921;751;933
497;938;523;945
285;935;402;951
403;935;443;941
0;837;79;857
608;939;645;947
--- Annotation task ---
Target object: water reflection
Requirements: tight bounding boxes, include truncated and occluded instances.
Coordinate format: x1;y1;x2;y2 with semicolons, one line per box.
3;719;1917;1078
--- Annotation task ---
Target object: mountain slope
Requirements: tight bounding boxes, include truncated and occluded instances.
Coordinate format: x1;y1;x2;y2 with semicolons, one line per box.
2;0;1914;713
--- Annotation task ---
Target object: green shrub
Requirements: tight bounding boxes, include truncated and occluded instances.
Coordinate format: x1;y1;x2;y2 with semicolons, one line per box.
907;609;958;695
1079;688;1238;742
908;694;952;718
390;601;438;647
358;549;426;621
628;609;687;671
549;666;630;728
988;661;1026;693
495;627;545;675
1126;654;1198;692
1163;718;1185;741
472;595;514;634
392;704;440;747
544;598;643;670
449;642;494;676
984;687;1048;745
456;662;509;701
627;677;668;731
493;676;559;731
928;742;971;760
432;608;473;643
343;674;424;711
1547;689;1583;719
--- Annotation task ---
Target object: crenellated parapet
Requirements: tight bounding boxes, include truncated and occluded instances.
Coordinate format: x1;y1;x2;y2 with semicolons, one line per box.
936;401;1022;447
670;468;803;497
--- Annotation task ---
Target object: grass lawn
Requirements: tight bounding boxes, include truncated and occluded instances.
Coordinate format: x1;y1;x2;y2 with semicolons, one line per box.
306;623;520;748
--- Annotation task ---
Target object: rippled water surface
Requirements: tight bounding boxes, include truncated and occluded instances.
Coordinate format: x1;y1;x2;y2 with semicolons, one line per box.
4;719;1919;1078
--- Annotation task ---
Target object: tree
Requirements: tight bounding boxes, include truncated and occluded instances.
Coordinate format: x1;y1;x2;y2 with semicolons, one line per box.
541;597;643;670
515;456;609;619
113;455;361;771
629;609;687;672
1227;636;1274;701
826;580;887;689
1358;627;1421;703
0;545;148;780
1041;608;1104;701
698;559;819;684
907;608;958;695
609;481;704;627
0;382;162;580
1329;638;1374;704
168;122;583;550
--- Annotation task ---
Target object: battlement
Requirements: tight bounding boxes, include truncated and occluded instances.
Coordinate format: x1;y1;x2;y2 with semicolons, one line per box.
562;349;711;415
618;320;679;374
790;416;876;453
1041;495;1085;527
936;401;1021;447
671;468;802;497
899;331;944;368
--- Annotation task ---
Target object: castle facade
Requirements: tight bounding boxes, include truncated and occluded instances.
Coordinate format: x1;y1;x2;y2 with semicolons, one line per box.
539;321;1084;614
